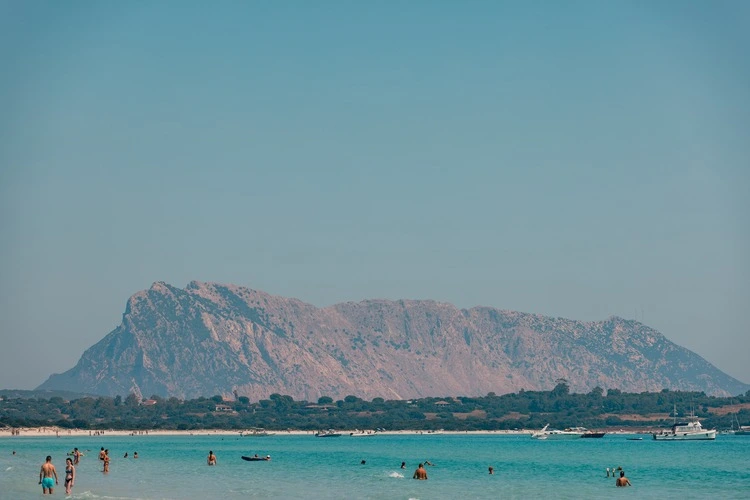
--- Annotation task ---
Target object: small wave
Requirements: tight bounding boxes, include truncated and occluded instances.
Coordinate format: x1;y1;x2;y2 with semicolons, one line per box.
74;491;151;500
388;471;404;478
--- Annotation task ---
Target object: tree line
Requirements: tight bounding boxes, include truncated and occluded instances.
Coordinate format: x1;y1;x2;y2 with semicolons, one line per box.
2;384;749;432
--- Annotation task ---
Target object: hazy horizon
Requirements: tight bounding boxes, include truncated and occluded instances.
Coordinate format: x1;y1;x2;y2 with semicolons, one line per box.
2;2;748;389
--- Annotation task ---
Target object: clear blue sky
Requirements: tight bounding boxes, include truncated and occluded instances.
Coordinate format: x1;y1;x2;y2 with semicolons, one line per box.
1;1;748;390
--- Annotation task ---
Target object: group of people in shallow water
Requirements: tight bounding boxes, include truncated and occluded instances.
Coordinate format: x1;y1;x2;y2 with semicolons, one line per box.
34;446;632;494
38;455;76;495
34;446;140;494
607;466;632;487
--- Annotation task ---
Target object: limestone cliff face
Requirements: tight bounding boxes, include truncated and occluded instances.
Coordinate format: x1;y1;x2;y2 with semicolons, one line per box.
37;281;749;400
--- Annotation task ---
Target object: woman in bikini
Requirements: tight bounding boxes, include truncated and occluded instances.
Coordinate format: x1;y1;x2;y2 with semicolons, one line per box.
64;457;76;495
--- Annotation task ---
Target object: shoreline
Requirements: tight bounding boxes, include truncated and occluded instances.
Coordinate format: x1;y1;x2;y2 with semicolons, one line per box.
0;428;530;438
0;427;652;438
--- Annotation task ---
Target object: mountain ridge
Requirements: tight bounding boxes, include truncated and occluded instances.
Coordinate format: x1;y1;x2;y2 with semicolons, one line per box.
37;281;749;400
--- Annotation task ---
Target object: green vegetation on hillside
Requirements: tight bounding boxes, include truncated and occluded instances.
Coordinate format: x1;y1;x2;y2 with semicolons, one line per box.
2;383;749;432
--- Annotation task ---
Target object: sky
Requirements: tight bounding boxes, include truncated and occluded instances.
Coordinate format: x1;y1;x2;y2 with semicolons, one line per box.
1;1;748;391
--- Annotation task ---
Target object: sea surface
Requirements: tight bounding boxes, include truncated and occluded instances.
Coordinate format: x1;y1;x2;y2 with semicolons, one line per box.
1;432;748;499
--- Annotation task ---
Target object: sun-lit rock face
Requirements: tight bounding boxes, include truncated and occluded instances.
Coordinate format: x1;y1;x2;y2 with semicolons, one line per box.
37;281;749;400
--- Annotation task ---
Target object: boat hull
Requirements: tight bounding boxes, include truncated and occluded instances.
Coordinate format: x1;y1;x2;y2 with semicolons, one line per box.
581;432;606;438
531;432;584;440
653;430;716;440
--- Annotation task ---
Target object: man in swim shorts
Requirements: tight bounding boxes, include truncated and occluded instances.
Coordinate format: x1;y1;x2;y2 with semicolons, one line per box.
39;455;58;494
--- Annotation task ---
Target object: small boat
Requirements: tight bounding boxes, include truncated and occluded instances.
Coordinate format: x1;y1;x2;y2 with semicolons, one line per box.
652;406;716;441
730;414;750;435
581;430;606;438
242;455;271;461
315;429;342;437
531;424;586;440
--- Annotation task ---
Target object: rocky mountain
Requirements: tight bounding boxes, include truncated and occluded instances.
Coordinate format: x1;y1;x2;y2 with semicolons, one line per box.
37;281;749;400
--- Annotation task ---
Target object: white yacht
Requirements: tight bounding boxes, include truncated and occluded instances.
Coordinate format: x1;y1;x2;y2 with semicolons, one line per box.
531;424;586;440
653;407;716;441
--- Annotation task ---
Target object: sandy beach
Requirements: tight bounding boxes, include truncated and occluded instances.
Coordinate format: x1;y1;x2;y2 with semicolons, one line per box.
0;426;536;438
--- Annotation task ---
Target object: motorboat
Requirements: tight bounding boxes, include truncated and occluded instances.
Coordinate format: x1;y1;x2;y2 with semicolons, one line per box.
581;429;606;438
531;424;586;440
652;407;716;441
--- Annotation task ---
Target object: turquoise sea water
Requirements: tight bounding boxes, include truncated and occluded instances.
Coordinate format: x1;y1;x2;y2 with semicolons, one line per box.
1;433;748;499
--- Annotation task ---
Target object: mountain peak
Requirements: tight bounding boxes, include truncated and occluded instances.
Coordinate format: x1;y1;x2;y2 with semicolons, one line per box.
38;281;749;400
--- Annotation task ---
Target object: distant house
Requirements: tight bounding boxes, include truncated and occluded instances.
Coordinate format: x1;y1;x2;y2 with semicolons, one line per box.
214;404;233;412
434;401;450;406
141;399;158;406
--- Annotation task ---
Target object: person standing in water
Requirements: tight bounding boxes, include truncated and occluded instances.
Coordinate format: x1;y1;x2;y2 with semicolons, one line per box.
39;455;58;494
413;463;428;480
616;471;632;487
64;457;76;495
207;450;217;465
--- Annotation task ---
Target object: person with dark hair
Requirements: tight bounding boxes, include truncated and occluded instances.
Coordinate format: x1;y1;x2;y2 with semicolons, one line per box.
207;450;217;465
616;470;632;487
64;457;76;495
413;463;428;480
39;455;58;494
